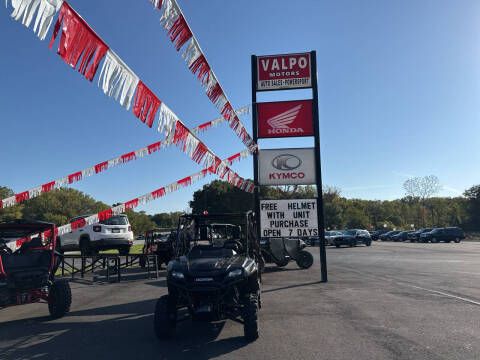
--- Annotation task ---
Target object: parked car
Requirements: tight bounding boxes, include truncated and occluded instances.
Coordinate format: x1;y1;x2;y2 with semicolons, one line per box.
420;227;465;243
408;228;433;242
379;230;401;241
391;231;415;242
58;214;134;255
325;231;343;246
343;229;372;246
369;229;389;241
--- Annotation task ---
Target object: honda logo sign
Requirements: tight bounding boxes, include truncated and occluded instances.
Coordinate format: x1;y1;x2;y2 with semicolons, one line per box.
256;53;312;91
258;148;316;185
257;100;314;138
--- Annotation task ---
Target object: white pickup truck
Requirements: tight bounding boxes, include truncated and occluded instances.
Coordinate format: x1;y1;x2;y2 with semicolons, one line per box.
58;214;134;255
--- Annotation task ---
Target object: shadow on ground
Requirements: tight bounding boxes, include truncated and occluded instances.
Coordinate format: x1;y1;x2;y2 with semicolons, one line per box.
0;298;249;360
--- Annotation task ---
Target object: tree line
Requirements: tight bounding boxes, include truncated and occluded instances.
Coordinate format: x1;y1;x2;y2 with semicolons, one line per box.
1;179;479;234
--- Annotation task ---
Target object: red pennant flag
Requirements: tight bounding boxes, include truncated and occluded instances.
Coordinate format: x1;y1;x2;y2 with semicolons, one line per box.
168;15;193;51
49;2;108;81
189;54;210;85
133;81;161;128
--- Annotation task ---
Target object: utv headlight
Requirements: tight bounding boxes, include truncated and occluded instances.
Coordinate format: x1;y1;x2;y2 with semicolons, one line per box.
171;271;184;279
227;269;243;279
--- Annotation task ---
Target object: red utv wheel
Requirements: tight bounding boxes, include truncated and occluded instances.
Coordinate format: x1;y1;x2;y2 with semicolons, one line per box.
48;279;72;319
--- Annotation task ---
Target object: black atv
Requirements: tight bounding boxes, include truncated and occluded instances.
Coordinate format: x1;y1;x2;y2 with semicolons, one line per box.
260;237;314;269
153;212;262;341
0;221;71;318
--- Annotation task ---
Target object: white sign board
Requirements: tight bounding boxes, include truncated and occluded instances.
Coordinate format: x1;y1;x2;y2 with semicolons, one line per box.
260;199;318;238
258;148;316;185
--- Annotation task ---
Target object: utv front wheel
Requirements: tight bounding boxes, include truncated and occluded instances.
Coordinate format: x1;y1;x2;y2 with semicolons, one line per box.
48;279;72;319
154;295;176;339
243;295;259;341
296;250;314;269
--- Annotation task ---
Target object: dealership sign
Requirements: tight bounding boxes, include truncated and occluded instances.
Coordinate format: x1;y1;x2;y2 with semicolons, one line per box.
260;199;318;237
258;148;316;185
257;99;313;138
256;53;312;91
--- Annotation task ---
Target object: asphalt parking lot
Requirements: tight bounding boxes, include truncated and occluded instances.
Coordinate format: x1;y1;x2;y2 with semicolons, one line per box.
1;242;480;360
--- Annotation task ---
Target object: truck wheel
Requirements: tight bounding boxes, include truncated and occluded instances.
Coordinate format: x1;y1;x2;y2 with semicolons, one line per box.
48;279;72;319
431;237;439;243
274;258;289;267
243;295;259;341
454;237;461;243
296;250;314;269
80;238;92;256
335;244;340;248
119;247;130;256
366;241;372;247
154;295;176;339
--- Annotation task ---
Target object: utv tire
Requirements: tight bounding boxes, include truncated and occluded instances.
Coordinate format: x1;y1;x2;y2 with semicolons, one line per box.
243;295;259;341
48;279;72;319
119;247;130;256
274;258;289;267
154;295;176;340
296;250;314;269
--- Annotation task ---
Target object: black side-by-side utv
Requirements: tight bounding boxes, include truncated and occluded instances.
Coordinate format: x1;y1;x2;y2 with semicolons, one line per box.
154;212;262;341
0;221;71;318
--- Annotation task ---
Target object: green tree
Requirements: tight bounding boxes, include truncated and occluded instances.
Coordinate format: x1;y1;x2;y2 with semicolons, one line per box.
0;187;23;222
125;210;157;236
22;188;108;225
464;185;480;230
190;180;254;214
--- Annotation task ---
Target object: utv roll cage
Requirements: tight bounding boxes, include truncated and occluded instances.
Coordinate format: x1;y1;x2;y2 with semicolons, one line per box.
174;211;260;260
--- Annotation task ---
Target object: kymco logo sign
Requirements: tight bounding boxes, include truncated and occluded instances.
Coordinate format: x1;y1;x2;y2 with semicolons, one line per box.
257;100;314;138
258;148;316;186
257;53;311;91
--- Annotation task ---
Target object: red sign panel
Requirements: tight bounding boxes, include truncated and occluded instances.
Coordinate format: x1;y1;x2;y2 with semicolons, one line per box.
257;100;314;138
257;53;312;91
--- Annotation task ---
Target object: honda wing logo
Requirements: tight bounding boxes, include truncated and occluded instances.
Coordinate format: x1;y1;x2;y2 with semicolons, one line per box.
267;105;303;135
271;154;302;171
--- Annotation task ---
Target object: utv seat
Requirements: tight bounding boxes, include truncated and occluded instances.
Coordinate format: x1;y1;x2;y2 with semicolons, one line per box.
1;237;51;274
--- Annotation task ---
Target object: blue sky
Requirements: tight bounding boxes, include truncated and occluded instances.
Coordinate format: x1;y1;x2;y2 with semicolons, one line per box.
1;0;479;214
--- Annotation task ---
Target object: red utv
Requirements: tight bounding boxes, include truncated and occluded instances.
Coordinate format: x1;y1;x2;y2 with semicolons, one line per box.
139;229;175;268
0;221;71;318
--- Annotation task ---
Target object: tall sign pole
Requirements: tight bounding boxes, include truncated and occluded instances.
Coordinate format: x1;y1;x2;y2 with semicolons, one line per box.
251;55;262;247
252;51;327;282
311;51;328;282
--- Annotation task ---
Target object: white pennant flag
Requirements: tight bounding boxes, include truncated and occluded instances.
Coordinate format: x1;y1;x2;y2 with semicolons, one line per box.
9;0;63;40
98;50;139;110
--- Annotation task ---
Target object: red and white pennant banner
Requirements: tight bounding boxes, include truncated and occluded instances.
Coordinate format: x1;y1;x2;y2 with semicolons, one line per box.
0;106;250;209
4;1;252;205
12;150;253;249
149;0;257;153
5;0;255;152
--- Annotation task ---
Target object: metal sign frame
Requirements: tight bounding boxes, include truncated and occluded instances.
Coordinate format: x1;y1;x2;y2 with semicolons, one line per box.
252;51;328;282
